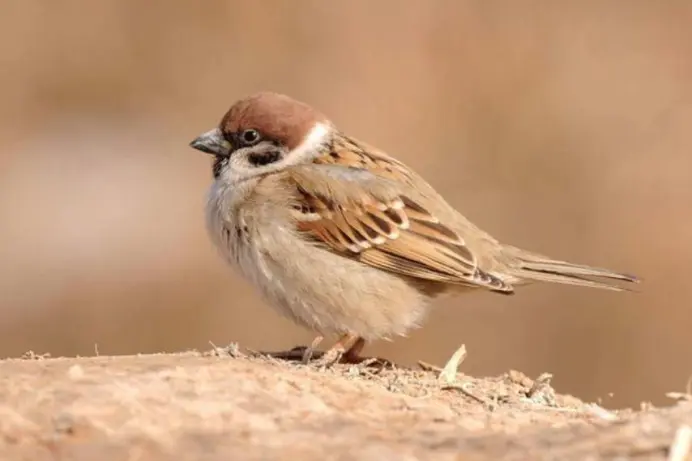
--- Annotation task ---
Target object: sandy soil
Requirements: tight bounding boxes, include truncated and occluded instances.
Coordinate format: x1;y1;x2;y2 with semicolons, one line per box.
1;346;690;461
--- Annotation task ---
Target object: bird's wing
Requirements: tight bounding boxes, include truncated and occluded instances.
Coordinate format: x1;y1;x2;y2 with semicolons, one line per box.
284;163;513;293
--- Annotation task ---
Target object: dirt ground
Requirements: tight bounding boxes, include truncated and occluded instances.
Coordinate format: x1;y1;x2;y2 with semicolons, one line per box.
1;347;690;461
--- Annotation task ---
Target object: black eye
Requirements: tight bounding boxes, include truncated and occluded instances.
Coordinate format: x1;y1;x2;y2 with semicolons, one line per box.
240;129;260;145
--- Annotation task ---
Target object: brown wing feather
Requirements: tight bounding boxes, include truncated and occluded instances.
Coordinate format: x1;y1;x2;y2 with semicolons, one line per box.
286;162;513;293
313;135;416;182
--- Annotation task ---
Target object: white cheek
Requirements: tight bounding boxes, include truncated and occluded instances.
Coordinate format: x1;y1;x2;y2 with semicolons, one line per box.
285;122;330;165
218;122;331;184
220;153;255;184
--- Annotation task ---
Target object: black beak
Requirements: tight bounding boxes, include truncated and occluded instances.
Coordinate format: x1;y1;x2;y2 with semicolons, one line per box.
189;128;232;157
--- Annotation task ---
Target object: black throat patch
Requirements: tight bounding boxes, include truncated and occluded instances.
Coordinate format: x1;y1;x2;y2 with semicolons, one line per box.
212;156;228;179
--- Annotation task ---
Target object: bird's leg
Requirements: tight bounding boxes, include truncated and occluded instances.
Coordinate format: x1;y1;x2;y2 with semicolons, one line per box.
343;336;394;368
307;333;359;368
342;336;366;363
265;335;389;368
261;334;356;364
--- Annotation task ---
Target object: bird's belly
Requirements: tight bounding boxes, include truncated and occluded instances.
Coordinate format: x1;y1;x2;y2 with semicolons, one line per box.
206;184;432;340
225;228;430;340
252;225;435;340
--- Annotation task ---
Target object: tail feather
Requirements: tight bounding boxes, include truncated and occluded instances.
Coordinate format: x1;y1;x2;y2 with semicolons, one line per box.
501;245;639;292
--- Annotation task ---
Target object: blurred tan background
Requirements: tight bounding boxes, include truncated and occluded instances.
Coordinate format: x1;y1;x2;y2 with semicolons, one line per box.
1;0;690;408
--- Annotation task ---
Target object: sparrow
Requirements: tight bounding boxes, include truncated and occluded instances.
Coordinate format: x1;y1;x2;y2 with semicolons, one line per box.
190;91;638;366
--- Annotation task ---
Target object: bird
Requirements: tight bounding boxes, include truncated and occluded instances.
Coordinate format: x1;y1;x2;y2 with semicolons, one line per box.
189;91;638;367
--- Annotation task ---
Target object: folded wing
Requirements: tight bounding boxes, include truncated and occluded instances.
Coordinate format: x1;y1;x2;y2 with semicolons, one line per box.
285;164;513;293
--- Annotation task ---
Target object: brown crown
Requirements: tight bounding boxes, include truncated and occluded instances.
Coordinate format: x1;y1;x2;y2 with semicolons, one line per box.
219;92;328;150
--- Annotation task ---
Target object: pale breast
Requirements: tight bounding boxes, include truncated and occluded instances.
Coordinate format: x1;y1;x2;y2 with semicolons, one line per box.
206;180;265;281
205;178;314;328
205;176;432;340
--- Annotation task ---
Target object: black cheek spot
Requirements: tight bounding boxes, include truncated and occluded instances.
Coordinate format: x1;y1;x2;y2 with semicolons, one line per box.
248;151;282;166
